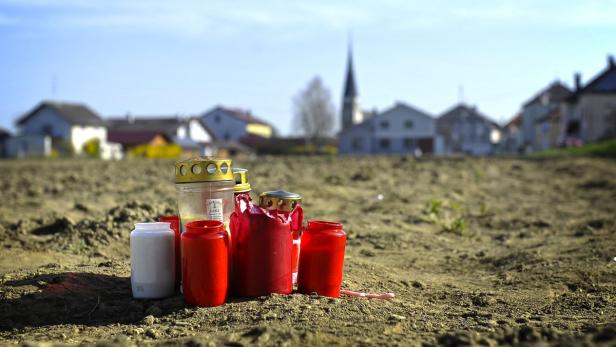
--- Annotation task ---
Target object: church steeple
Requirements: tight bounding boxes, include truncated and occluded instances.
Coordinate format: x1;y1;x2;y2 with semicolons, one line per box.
341;42;363;130
343;47;357;100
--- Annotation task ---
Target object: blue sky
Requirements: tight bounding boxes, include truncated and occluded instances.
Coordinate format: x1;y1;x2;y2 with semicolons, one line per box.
1;0;615;135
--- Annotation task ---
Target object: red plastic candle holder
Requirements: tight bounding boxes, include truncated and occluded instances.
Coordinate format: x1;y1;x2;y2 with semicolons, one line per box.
182;220;228;307
297;220;346;298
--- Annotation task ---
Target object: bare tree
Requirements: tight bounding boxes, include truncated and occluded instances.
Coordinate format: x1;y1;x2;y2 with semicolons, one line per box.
293;77;335;151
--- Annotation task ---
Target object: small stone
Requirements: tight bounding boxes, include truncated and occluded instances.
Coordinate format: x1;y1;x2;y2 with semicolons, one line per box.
74;203;89;212
389;314;406;322
472;294;497;307
132;328;144;335
145;328;159;339
412;280;424;289
142;315;155;326
360;249;375;257
98;260;113;267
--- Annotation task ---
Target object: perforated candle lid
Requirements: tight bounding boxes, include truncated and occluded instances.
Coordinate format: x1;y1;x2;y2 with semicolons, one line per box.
232;168;251;193
175;157;233;183
258;190;301;211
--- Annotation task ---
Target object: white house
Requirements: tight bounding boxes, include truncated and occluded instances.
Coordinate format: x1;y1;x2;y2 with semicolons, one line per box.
520;82;572;152
339;102;442;155
200;106;274;141
437;103;501;155
10;101;112;157
560;56;616;145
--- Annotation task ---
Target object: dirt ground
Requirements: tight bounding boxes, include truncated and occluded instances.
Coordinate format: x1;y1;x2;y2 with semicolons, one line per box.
0;156;615;346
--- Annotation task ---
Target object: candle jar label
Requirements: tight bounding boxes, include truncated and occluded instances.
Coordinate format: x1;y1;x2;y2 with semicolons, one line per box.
206;199;223;221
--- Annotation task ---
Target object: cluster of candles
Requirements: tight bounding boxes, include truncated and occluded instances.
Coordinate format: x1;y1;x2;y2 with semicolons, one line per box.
130;158;347;307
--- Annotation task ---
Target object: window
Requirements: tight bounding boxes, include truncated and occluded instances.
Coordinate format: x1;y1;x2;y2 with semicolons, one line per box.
404;120;413;129
379;138;390;149
42;124;53;136
224;132;230;140
352;137;363;150
380;120;389;129
214;115;221;123
403;138;415;149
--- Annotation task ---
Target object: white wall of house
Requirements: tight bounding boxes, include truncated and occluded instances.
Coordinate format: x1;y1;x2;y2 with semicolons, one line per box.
19;108;72;138
372;104;437;154
187;119;214;142
521;102;548;152
578;94;616;142
374;104;435;139
100;141;124;160
202;109;248;141
71;126;107;154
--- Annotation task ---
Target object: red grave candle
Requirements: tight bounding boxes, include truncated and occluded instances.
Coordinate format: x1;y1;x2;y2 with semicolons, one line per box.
182;220;228;307
297;220;346;298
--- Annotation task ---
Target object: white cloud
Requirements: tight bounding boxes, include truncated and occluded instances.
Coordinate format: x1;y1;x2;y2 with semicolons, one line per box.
1;0;615;39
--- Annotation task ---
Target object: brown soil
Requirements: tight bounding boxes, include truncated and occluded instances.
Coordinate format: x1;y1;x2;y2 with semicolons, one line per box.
0;156;615;346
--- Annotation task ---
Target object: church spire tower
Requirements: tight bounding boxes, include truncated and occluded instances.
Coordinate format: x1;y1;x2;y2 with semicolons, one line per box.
341;41;363;130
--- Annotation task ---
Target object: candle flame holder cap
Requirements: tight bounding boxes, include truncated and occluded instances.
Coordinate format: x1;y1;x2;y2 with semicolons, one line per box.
258;190;301;212
175;157;233;183
232;168;251;193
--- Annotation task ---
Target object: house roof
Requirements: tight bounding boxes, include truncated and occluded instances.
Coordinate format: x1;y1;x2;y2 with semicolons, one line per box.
384;101;435;120
439;103;500;128
205;106;271;126
16;101;106;127
106;116;216;140
107;130;171;146
567;56;616;102
522;81;572;108
504;113;522;129
339;101;434;135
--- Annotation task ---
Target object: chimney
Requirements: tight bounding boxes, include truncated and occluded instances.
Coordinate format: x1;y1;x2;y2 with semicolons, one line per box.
574;73;581;91
609;54;615;68
126;112;134;124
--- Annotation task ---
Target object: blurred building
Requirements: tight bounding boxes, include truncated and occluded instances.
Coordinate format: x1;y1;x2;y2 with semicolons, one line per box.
200;106;274;142
437;103;501;155
107;115;216;156
560;56;616;145
520;81;572;152
339;102;441;155
500;113;523;153
338;47;441;155
0;128;11;158
6;101;121;158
